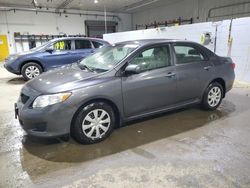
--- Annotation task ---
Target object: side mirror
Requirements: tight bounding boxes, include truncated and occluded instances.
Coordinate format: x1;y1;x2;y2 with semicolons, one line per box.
45;47;54;53
124;64;140;74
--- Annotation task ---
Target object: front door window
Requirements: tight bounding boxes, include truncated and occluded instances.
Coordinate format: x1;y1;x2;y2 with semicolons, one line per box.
129;46;171;72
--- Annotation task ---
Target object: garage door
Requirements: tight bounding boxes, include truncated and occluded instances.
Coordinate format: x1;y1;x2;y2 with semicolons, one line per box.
85;20;117;38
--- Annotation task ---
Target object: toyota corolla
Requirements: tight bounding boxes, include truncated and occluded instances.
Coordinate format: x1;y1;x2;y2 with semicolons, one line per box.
15;39;235;144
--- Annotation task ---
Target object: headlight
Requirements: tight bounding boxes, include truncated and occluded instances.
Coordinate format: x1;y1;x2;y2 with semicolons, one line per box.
32;92;71;108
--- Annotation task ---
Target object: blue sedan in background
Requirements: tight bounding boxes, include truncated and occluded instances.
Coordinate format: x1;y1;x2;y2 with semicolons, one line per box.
4;37;110;80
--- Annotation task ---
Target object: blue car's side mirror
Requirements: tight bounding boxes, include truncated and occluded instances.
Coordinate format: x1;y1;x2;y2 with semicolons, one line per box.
45;47;54;53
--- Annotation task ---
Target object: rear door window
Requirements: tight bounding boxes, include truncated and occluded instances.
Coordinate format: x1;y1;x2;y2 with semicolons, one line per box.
174;45;205;64
75;40;92;50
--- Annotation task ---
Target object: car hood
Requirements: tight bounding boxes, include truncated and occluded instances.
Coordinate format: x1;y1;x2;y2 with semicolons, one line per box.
19;50;36;56
7;51;34;59
19;51;34;55
25;67;102;93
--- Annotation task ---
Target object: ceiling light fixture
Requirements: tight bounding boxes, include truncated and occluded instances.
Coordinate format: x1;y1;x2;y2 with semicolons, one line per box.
125;0;159;11
94;0;99;4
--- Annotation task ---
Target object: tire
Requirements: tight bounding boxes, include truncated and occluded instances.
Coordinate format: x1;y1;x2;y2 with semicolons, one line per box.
71;102;116;144
21;62;43;80
201;82;224;111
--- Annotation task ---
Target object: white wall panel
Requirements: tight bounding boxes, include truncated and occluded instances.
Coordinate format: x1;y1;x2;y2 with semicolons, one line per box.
0;10;132;54
132;0;250;29
104;17;250;83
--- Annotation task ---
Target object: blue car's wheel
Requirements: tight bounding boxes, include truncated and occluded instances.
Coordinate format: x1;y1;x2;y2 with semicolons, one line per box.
21;62;42;80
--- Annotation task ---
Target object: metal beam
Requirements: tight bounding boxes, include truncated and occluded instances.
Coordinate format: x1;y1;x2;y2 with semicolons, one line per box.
0;7;121;21
55;0;74;12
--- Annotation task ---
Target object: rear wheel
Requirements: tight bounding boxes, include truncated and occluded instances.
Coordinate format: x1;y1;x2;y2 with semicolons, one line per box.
202;82;223;110
71;102;115;144
21;62;42;80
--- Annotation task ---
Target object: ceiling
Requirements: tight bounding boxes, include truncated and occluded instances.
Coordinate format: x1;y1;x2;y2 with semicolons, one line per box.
0;0;173;13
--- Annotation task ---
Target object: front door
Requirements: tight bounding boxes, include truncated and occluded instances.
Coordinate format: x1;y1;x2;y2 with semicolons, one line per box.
122;45;178;118
42;39;74;70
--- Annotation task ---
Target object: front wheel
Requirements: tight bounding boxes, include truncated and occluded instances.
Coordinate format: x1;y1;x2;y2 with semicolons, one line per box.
21;62;43;80
71;102;115;144
202;82;223;110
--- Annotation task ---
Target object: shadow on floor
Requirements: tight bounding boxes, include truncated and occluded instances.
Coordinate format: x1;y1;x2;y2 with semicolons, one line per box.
17;99;239;181
7;77;26;85
21;100;236;163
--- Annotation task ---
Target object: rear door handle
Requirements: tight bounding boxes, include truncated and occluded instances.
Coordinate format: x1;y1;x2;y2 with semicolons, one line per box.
204;66;212;70
165;72;176;78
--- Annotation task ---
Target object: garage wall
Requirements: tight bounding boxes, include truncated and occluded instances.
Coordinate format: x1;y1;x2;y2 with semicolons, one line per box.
104;17;250;83
132;0;250;29
0;10;132;54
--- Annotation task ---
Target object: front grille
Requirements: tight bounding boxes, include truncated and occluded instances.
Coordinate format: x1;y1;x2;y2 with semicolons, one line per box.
20;93;30;104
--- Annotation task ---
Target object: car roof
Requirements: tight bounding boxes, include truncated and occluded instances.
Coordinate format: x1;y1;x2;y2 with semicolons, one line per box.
114;39;216;57
115;39;196;46
50;37;108;43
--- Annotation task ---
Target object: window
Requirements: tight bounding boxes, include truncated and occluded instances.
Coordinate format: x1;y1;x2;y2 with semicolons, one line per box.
130;46;171;72
52;40;71;51
174;45;205;64
92;41;104;48
75;40;92;49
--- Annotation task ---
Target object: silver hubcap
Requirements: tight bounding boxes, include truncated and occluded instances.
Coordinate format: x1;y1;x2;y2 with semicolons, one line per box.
82;109;111;139
25;66;40;79
208;86;221;107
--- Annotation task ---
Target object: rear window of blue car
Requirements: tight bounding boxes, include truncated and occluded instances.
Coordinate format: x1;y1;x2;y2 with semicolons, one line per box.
92;41;104;48
75;40;92;49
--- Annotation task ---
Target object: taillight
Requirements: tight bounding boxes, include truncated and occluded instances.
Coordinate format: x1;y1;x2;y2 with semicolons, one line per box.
231;62;236;69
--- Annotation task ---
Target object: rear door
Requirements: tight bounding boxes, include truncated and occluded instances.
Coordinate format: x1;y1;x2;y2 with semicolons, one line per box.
172;43;214;102
42;39;74;70
71;39;94;62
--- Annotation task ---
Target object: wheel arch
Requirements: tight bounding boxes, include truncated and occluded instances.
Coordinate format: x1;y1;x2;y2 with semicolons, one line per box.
20;60;44;72
208;78;226;98
70;98;121;133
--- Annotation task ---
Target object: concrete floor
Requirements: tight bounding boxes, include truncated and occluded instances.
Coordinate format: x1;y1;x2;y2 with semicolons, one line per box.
0;65;250;188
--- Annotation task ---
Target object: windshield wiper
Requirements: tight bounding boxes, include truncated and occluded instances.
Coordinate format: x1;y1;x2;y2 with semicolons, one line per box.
78;63;94;72
91;67;107;73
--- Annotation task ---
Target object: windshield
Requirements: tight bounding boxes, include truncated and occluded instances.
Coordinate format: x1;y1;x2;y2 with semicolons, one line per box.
30;41;50;51
79;44;139;72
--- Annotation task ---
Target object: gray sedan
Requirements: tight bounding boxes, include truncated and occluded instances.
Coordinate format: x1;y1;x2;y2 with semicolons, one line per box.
15;39;235;144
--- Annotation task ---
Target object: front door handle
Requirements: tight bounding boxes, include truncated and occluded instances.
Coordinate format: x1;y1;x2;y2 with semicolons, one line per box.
165;72;176;78
204;66;212;70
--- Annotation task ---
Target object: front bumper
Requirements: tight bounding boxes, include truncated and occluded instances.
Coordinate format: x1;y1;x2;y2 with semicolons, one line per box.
15;87;77;138
4;61;20;74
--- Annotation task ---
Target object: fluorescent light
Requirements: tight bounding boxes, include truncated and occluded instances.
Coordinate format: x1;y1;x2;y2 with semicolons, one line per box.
126;0;159;11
